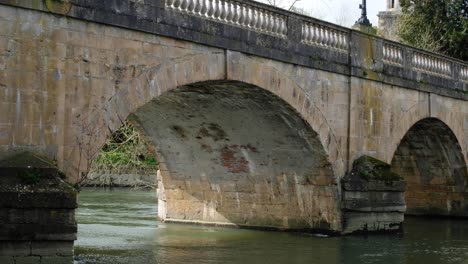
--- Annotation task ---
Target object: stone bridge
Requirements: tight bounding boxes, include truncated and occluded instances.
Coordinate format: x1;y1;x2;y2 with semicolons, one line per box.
0;0;467;246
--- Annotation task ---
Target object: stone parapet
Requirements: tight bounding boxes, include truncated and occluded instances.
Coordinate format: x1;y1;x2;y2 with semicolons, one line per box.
0;0;466;99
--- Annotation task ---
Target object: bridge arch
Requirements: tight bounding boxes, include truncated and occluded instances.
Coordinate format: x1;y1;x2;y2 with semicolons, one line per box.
390;117;468;216
387;101;467;166
74;51;343;231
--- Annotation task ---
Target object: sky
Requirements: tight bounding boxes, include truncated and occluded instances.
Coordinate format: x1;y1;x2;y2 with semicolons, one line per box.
257;0;388;27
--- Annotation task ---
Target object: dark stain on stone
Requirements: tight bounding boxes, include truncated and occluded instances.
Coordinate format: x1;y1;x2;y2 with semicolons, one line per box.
112;55;126;86
200;143;213;153
197;127;210;139
172;125;187;139
196;123;228;141
221;145;249;174
208;123;227;141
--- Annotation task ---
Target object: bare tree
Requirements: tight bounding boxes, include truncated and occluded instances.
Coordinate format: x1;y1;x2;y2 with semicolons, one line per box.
264;0;301;10
334;4;355;27
261;0;326;19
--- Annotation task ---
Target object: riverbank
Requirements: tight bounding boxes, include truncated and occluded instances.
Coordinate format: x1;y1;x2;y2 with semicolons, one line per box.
84;173;157;189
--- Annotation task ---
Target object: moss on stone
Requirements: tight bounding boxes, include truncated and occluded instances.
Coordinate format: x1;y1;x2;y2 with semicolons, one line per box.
351;155;402;183
19;168;43;184
0;152;75;192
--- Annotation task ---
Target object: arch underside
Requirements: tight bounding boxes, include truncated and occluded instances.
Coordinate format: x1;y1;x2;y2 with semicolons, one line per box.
391;118;468;217
130;81;341;231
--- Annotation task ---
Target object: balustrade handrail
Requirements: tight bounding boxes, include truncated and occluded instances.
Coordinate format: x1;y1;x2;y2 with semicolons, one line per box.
166;0;289;37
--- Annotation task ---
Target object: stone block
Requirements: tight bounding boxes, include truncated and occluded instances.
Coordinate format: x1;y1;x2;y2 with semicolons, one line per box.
31;241;73;256
0;223;77;241
0;256;14;264
13;256;41;264
0;241;31;256
40;256;74;264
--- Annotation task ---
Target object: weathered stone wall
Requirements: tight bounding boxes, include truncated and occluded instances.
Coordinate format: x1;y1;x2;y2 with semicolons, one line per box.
0;5;349;231
348;78;468;169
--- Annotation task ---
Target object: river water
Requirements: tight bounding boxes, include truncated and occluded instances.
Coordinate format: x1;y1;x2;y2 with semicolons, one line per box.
74;188;468;264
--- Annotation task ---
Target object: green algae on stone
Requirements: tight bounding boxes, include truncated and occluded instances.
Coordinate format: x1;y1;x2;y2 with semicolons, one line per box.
351;155;402;183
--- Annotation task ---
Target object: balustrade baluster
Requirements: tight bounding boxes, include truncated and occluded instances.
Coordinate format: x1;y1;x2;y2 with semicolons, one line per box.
280;18;287;36
337;32;343;50
220;1;227;21
271;16;278;35
213;0;220;19
226;1;233;23
266;12;273;32
324;29;330;47
304;23;309;42
174;0;181;9
232;2;239;24
194;0;202;14
320;28;325;46
245;5;252;27
238;4;245;25
187;0;195;13
310;25;317;43
255;9;263;29
277;17;284;35
244;6;252;28
260;12;267;31
332;31;338;49
250;8;257;28
249;8;256;28
200;0;207;16
303;24;309;43
207;0;214;18
180;0;188;10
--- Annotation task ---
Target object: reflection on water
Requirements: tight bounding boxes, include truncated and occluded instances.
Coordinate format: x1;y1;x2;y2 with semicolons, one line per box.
74;188;468;264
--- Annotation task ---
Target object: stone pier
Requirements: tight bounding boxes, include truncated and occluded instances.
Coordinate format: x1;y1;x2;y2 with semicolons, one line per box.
0;153;77;264
342;156;406;234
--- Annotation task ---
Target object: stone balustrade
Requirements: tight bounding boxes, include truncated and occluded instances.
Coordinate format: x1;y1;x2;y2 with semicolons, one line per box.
166;0;288;37
2;0;466;94
301;20;348;52
412;51;452;78
163;0;466;88
461;66;468;82
383;43;403;66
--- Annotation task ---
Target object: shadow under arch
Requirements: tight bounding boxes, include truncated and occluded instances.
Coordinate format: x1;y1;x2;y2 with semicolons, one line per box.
390;117;468;217
127;80;342;232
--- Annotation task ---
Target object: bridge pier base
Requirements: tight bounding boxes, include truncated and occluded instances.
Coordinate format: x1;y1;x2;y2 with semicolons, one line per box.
0;153;77;264
341;156;406;234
